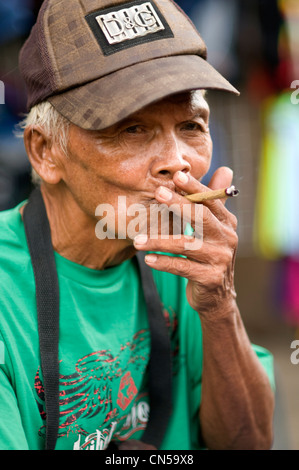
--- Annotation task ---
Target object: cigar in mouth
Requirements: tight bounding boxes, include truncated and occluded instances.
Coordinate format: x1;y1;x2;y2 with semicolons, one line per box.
185;185;239;203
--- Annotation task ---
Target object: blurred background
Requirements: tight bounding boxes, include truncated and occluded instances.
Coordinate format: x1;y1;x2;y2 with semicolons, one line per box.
0;0;299;450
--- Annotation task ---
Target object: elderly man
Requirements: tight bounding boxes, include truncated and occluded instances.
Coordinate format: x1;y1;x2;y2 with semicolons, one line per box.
0;0;274;451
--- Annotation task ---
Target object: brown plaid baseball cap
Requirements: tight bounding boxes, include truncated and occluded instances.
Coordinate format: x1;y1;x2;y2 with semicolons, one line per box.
19;0;239;130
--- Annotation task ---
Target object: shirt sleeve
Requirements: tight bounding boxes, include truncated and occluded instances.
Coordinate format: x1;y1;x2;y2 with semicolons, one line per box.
0;340;29;450
251;343;276;391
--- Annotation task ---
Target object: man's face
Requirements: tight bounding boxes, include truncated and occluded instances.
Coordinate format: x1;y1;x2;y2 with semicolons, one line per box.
60;90;212;240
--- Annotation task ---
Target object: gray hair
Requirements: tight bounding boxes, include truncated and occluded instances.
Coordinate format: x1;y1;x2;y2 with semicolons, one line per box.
16;102;70;185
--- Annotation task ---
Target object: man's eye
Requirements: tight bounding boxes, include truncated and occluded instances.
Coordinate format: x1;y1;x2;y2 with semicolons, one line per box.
181;122;204;132
124;125;142;134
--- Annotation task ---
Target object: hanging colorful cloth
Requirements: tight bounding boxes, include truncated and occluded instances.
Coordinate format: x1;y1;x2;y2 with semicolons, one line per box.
279;257;299;326
254;91;299;259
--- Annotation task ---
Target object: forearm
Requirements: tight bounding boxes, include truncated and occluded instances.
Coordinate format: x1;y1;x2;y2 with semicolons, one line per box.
132;167;275;448
198;300;274;450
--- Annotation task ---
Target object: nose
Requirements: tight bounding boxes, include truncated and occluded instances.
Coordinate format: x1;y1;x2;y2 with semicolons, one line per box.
150;133;191;180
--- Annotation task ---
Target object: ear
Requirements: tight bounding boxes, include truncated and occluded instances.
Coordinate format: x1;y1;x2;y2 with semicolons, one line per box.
24;126;64;185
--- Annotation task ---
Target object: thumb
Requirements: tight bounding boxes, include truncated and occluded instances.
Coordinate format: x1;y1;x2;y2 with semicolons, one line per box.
208;166;234;204
208;166;234;190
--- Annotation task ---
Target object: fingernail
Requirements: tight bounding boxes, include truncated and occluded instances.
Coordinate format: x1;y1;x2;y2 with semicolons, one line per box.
156;186;172;201
145;254;157;264
134;234;148;246
176;171;188;184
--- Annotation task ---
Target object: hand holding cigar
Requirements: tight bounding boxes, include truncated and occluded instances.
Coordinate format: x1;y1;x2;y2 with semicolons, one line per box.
185;185;239;203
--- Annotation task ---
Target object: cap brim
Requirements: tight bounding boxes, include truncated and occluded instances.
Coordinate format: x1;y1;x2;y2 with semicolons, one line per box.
49;55;239;131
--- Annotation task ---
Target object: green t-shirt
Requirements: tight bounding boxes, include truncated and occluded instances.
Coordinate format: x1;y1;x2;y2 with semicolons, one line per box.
0;203;275;450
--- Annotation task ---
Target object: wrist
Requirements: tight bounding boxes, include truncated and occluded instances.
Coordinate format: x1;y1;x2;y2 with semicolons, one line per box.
197;294;238;324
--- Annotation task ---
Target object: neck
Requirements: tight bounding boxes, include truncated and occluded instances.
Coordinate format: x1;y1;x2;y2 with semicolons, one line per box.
36;184;136;270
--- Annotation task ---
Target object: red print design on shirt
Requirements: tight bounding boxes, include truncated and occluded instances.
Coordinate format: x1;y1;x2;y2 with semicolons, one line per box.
117;371;138;410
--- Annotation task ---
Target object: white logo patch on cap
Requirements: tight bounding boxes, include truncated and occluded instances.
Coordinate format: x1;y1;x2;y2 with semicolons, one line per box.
86;0;174;56
96;2;165;45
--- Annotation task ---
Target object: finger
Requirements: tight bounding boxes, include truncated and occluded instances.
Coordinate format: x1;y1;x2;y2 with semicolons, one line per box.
173;167;234;198
141;252;224;285
133;234;236;265
172;168;237;226
134;233;204;259
155;181;234;228
173;170;207;195
142;252;202;281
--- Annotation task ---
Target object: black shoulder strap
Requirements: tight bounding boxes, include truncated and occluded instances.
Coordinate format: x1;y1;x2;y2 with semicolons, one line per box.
135;252;172;448
23;188;60;451
23;187;172;450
